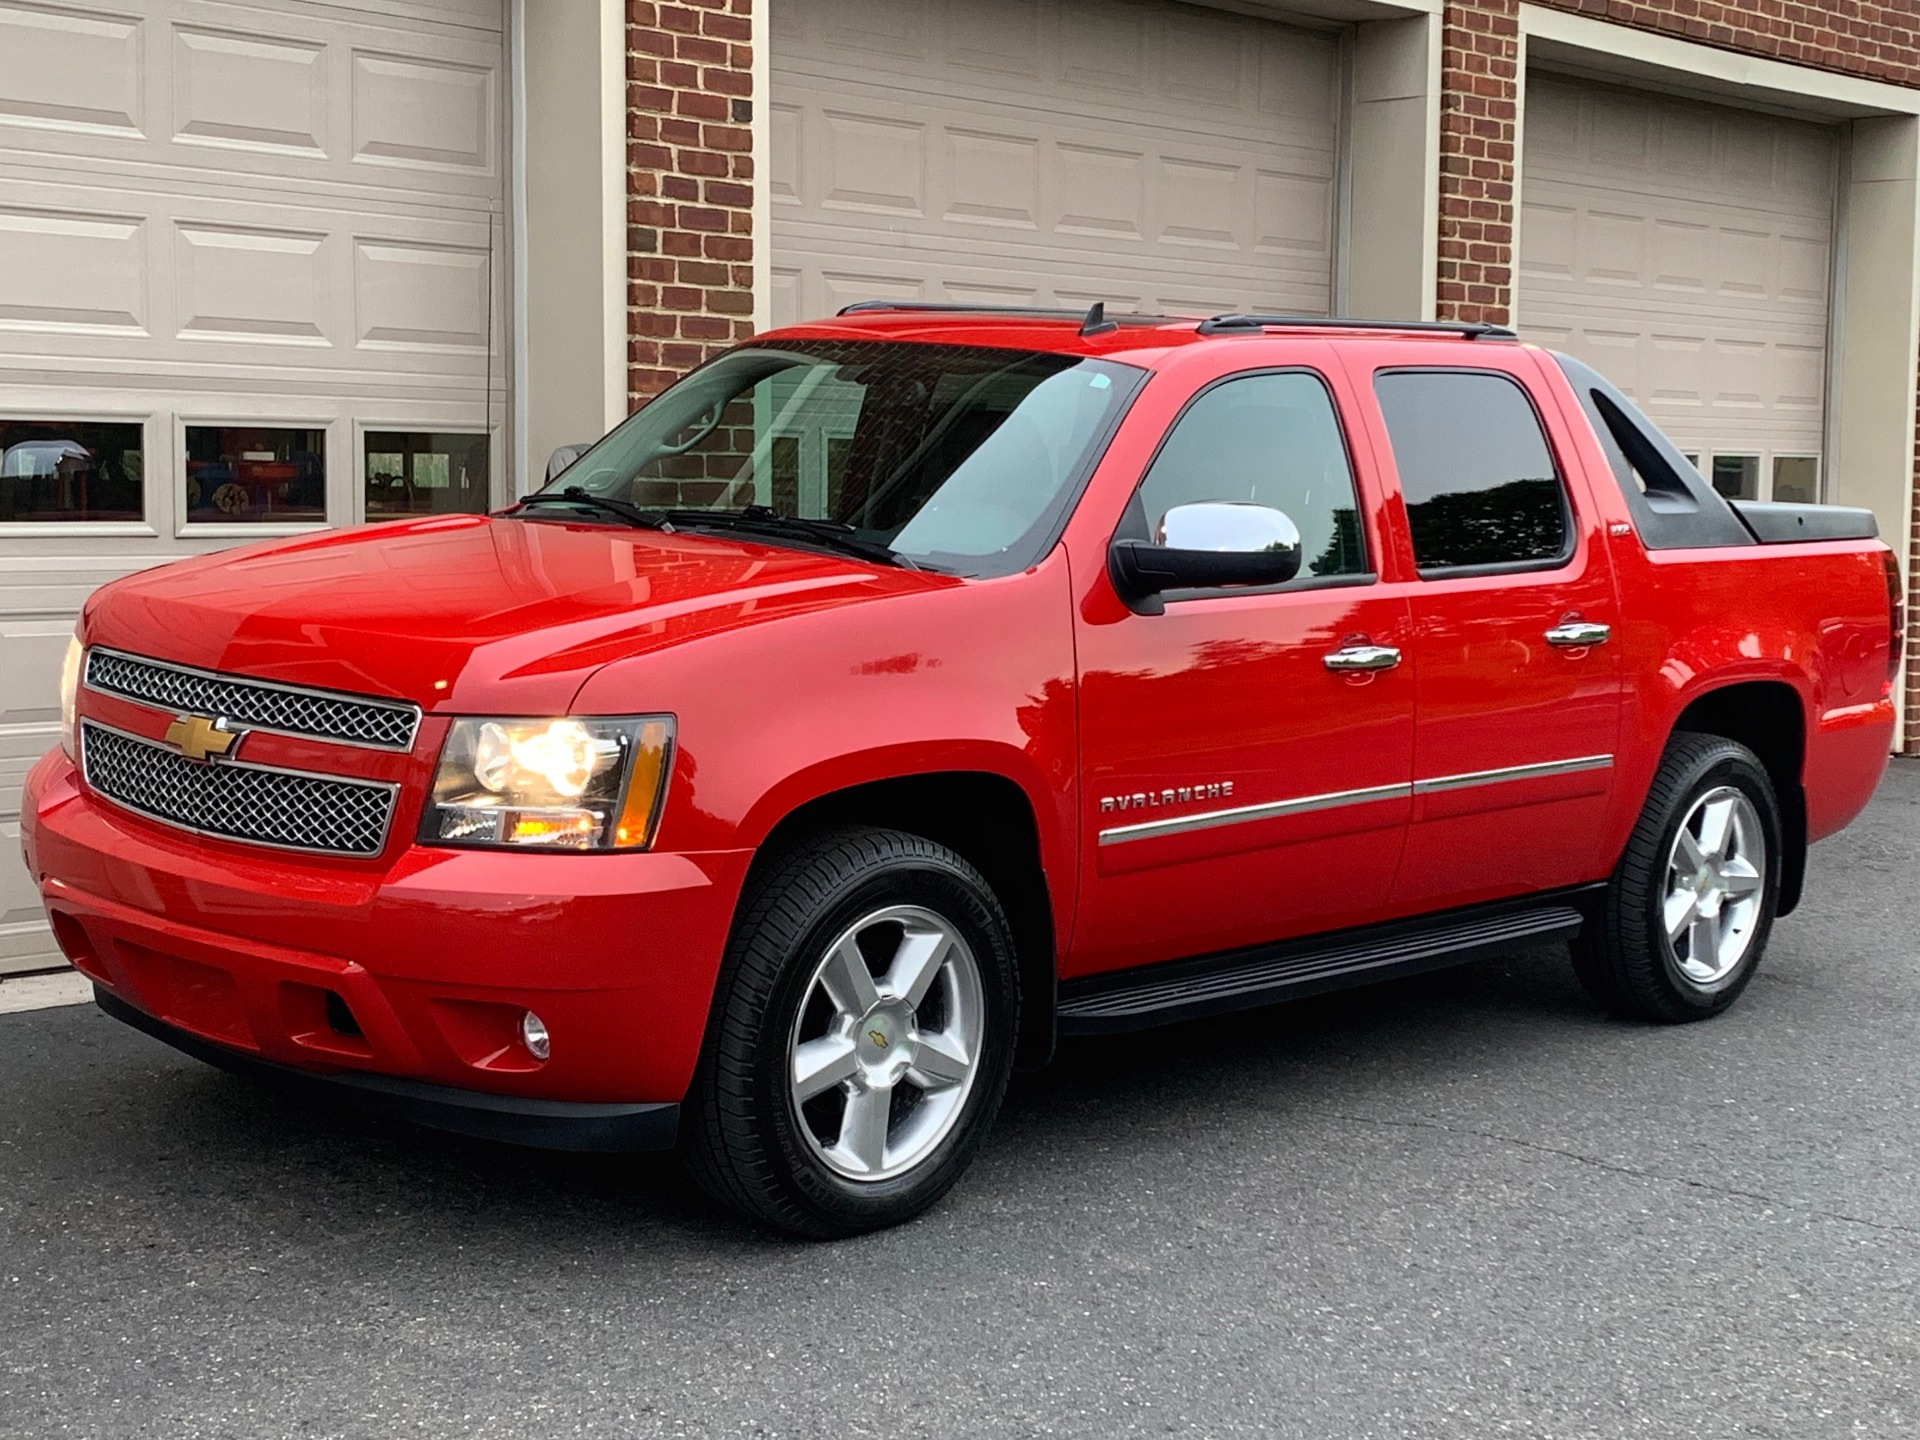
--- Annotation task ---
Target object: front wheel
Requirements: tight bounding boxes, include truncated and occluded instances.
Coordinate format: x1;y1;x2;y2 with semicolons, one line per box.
683;828;1019;1237
1573;732;1782;1022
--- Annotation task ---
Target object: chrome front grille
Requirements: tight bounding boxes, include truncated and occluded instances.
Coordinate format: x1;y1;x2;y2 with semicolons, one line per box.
80;722;397;857
85;648;419;750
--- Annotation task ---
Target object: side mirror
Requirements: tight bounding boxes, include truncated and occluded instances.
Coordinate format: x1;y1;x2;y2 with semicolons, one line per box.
545;442;596;483
1110;501;1303;603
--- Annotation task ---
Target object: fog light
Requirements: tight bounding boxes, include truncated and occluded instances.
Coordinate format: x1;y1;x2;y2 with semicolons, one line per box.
520;1010;551;1061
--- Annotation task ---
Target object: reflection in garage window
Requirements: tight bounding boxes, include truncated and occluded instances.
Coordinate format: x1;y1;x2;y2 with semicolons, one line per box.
364;431;490;521
185;426;326;524
1709;454;1759;502
0;420;144;523
1772;455;1819;504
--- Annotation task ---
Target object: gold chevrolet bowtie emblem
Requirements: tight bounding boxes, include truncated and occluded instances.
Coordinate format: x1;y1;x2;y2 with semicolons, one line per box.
867;1028;890;1050
164;714;240;763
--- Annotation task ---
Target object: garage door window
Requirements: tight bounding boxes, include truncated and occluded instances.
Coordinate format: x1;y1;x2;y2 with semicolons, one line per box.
1772;456;1819;504
365;431;490;522
1374;370;1571;574
0;420;144;524
1709;454;1760;502
184;426;326;525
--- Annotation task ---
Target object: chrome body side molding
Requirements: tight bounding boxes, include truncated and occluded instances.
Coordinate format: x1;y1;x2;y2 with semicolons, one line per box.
1096;754;1615;846
1097;780;1412;846
1411;754;1614;795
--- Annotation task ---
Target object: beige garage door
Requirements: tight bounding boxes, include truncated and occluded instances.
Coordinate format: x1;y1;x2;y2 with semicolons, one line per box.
1519;75;1838;504
0;0;507;975
770;0;1342;325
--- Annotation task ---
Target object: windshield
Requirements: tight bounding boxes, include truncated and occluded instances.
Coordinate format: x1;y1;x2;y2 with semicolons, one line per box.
532;340;1144;575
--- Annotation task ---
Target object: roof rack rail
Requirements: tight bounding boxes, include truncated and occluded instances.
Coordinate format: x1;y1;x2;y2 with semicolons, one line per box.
838;300;1088;319
835;300;1163;325
1196;314;1518;340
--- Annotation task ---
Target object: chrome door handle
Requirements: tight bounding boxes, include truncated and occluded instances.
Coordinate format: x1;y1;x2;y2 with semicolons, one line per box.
1323;644;1403;673
1545;622;1611;648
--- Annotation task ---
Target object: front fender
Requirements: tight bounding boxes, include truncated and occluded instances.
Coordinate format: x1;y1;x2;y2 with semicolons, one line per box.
566;550;1081;938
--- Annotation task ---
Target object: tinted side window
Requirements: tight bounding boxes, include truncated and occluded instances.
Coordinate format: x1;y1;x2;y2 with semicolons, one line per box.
1135;372;1366;582
1374;370;1569;572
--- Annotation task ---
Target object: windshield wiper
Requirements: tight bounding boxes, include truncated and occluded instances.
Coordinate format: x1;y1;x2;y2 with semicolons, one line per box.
662;506;915;569
513;493;915;569
512;487;666;530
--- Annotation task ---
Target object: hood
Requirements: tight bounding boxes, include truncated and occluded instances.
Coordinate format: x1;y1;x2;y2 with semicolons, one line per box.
85;514;952;712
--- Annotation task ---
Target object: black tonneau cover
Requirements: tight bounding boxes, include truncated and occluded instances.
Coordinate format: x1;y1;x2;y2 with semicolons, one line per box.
1732;500;1878;544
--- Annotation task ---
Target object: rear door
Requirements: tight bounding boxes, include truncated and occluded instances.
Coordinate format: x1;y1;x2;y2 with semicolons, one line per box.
1352;354;1624;909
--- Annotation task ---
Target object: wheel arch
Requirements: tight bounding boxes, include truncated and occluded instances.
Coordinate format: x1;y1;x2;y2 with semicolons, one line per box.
1665;679;1808;915
745;769;1060;1069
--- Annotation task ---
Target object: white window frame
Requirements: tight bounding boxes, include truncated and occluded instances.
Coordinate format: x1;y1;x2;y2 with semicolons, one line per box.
0;409;160;539
173;413;341;540
352;420;501;525
1770;451;1823;504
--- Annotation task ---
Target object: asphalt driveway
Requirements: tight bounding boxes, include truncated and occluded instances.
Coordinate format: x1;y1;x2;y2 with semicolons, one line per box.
3;762;1918;1439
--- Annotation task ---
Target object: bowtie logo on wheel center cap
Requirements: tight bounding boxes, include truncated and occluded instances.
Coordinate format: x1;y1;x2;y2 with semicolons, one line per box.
857;1005;915;1079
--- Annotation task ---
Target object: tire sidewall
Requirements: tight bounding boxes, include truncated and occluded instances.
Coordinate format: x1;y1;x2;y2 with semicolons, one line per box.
751;853;1019;1229
1641;749;1781;1013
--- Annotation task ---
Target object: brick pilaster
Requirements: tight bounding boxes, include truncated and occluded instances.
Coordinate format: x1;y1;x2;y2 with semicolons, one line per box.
625;0;756;405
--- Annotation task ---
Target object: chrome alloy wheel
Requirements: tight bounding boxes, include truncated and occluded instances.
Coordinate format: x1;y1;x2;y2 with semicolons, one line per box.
787;904;985;1182
1663;785;1766;987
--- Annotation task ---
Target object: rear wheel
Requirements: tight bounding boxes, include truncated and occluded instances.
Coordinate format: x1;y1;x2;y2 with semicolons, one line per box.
684;828;1019;1237
1573;733;1781;1022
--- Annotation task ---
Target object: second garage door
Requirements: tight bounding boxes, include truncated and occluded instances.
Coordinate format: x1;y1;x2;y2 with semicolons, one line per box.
1519;75;1838;503
770;0;1342;325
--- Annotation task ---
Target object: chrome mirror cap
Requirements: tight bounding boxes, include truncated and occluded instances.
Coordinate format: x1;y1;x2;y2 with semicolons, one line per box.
1110;502;1305;605
1157;501;1302;555
544;442;596;482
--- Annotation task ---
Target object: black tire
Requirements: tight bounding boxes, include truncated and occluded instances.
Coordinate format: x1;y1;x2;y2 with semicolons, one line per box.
1573;732;1782;1023
683;827;1020;1238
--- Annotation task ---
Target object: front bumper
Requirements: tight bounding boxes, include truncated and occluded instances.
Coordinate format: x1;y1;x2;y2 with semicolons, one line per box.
96;987;680;1151
23;750;752;1115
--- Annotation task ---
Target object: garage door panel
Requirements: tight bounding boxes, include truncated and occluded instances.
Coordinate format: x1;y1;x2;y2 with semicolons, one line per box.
349;49;496;177
0;169;495;386
1521;76;1835;472
946;0;1041;77
0;1;145;140
176;221;330;345
353;238;491;354
0;204;150;338
946;129;1041;229
0;0;503;212
172;24;328;158
775;0;1340;329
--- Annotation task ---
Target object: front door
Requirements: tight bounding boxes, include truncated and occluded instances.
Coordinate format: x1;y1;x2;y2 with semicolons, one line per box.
1069;362;1415;978
1364;361;1624;909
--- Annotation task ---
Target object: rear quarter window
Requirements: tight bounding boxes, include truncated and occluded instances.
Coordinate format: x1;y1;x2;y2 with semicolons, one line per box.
1373;369;1571;575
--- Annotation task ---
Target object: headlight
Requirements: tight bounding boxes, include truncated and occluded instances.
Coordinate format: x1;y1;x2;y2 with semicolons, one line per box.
424;716;674;850
58;634;83;760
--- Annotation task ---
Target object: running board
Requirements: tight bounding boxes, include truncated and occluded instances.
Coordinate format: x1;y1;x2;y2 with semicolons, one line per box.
1056;893;1596;1035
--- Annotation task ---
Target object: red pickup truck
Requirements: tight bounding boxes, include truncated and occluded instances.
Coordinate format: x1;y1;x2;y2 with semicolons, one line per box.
21;307;1901;1237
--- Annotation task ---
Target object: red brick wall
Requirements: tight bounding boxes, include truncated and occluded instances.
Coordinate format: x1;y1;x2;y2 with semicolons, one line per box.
1435;0;1920;748
625;0;756;406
